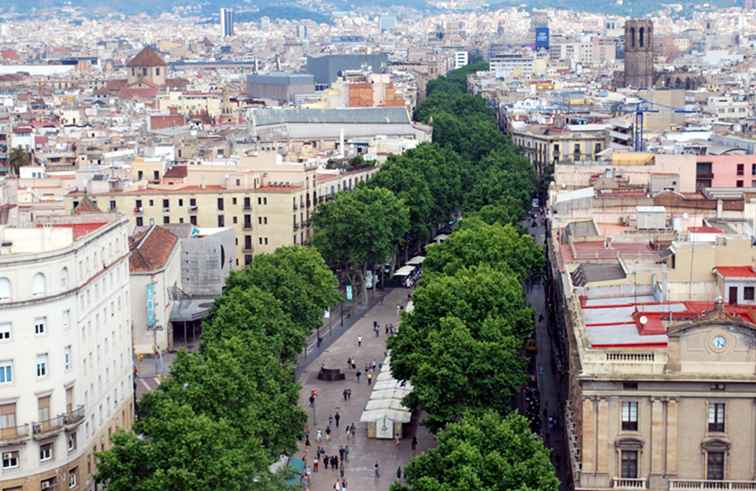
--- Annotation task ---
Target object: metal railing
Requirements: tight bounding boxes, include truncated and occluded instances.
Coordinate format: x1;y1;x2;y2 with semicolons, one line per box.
670;481;756;490
32;415;65;437
0;423;30;442
64;406;85;426
613;477;646;489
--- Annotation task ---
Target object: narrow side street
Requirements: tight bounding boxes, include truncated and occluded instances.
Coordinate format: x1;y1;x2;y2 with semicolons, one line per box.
296;287;434;491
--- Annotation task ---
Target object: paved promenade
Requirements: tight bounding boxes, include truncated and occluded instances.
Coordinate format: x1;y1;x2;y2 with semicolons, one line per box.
296;287;434;491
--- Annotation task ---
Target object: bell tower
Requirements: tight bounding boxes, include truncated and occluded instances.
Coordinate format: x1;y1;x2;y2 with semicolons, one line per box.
624;19;654;89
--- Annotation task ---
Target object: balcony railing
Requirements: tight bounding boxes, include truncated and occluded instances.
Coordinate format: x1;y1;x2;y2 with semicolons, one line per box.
32;415;65;439
670;480;756;490
64;406;85;428
0;423;30;444
613;477;646;489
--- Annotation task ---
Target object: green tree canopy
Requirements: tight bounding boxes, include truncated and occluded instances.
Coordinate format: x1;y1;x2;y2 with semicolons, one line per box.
312;186;409;302
405;316;526;431
423;221;543;280
389;264;533;383
223;245;341;333
392;411;559;491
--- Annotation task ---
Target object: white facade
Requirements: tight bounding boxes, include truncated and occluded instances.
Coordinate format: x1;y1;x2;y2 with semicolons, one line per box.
0;218;134;489
453;51;469;70
489;53;534;79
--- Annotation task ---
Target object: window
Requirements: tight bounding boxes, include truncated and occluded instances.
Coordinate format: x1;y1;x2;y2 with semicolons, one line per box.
232;197;237;205
68;432;77;452
707;451;725;480
190;198;197;207
573;143;580;160
64;346;72;371
40;442;53;462
41;478;57;489
217;198;224;210
737;163;744;176
156;67;160;76
0;277;10;301
752;163;756;175
0;323;10;341
232;216;238;224
36;354;48;378
109;200;116;211
178;199;183;207
737;180;744;188
135;199;143;209
63;309;71;329
190;215;197;226
245;254;252;265
153;170;159;180
148;199;154;206
244;197;251;209
136;217;143;227
745;287;755;301
162;199;169;209
620;450;638;478
621;401;638;431
708;402;725;432
217;215;225;227
32;273;47;296
163;216;170;225
68;467;78;488
595;143;602;155
34;317;46;336
2;450;19;469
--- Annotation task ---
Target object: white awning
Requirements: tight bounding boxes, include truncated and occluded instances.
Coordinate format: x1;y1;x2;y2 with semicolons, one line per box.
393;265;416;277
406;256;426;266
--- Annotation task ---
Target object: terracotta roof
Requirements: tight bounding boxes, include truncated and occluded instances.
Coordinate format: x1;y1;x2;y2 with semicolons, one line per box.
714;266;756;279
164;166;188;179
127;47;166;67
129;225;178;273
74;196;102;215
689;226;723;233
40;222;107;240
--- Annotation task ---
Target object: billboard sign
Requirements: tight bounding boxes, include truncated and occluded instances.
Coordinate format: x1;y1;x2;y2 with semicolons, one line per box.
535;27;550;51
146;282;157;328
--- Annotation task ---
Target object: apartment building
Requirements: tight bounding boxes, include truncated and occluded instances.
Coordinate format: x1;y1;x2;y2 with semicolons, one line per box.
65;158;379;266
0;215;134;490
511;123;609;176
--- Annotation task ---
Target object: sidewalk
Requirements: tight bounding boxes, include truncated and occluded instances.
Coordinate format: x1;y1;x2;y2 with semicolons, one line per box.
296;287;434;491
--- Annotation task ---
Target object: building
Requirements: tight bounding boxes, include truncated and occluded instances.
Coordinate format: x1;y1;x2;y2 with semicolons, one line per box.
0;215;134;490
624;19;655;89
511;123;609;176
454;51;469;70
246;73;315;103
305;54;389;87
220;8;234;37
489;53;534;79
127;46;167;87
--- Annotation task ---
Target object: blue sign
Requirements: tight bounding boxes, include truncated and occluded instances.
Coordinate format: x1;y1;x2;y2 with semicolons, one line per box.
146;282;157;328
535;27;550;51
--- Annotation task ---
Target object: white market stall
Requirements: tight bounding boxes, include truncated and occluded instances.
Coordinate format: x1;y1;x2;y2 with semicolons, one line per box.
360;355;413;439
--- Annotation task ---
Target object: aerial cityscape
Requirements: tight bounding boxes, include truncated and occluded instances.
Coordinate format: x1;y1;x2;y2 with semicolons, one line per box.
0;0;755;490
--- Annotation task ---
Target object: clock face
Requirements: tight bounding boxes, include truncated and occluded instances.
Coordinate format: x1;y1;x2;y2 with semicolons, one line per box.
712;335;727;350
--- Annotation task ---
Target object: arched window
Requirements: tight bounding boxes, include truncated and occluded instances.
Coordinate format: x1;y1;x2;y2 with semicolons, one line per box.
639;27;645;48
32;273;47;297
0;277;11;301
629;27;636;48
61;267;70;289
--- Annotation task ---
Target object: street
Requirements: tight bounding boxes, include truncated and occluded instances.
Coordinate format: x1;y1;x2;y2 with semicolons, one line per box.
295;287;434;491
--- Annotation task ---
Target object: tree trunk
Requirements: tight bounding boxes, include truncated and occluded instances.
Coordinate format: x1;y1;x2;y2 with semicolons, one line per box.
356;268;368;306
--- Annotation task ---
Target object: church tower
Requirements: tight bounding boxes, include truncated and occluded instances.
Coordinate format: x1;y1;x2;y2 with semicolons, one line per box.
623;19;654;89
126;46;167;87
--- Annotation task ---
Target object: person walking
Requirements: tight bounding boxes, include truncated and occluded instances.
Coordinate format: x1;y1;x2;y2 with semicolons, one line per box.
344;424;351;439
347;388;352;400
335;411;340;428
313;456;319;472
325;425;331;442
344;445;350;462
367;372;373;385
316;429;322;443
328;415;333;427
411;435;418;451
357;336;362;347
374;462;380;479
397;466;402;480
332;454;339;471
334;479;341;491
350;425;356;438
339;446;345;462
323;454;329;470
355;370;362;383
342;389;348;401
342;479;348;491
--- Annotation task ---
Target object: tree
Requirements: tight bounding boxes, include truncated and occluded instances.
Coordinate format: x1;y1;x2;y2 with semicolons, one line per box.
405;316;526;432
203;286;304;362
389;264;533;383
312;186;409;304
423;221;543;281
392;411;559;491
223;246;341;334
8;147;30;176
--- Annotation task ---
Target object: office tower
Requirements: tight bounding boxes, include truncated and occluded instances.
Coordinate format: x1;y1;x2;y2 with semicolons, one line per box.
624;19;654;89
220;8;234;37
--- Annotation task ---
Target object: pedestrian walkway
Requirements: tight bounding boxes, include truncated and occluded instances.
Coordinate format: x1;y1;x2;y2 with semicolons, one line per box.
296;288;433;491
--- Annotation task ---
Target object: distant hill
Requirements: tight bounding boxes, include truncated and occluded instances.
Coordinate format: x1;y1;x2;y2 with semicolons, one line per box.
488;0;740;16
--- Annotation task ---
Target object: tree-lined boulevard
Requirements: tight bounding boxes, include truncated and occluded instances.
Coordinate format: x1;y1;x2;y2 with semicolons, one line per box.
95;61;559;491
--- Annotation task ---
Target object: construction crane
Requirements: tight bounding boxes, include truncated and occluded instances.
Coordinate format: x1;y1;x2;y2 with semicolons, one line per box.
618;97;707;151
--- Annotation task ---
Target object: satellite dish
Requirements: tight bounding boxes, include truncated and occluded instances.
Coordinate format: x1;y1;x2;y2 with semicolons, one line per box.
639;315;648;325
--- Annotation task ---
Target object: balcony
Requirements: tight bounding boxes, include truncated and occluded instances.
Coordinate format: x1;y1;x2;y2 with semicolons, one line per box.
669;480;756;490
63;406;85;430
0;423;30;446
188;206;198;214
293;223;300;230
613;478;646;489
134;207;144;214
32;415;65;440
243;223;253;231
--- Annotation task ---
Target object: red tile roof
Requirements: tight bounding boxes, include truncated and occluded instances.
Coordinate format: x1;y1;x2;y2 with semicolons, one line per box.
689;226;723;233
74;196;102;215
129;225;178;273
39;222;107;240
714;266;756;279
163;166;188;179
127;47;166;67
